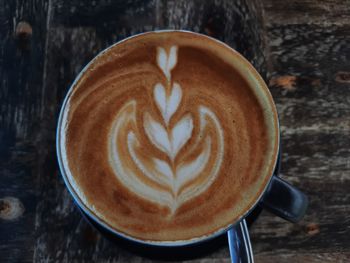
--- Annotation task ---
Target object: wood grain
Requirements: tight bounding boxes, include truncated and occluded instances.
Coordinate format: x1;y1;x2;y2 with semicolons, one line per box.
256;253;350;263
262;0;350;25
0;0;49;262
0;0;349;262
251;1;350;261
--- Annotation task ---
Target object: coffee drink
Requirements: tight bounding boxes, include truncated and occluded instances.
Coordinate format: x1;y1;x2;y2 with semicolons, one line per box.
58;31;279;242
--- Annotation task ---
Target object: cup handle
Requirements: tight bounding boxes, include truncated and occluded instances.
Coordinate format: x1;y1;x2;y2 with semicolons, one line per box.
227;219;254;263
260;175;308;223
227;175;308;263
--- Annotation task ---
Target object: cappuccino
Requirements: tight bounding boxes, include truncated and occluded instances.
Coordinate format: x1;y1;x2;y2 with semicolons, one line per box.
58;31;279;242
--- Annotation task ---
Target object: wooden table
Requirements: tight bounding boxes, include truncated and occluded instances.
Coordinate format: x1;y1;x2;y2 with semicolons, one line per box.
1;0;349;262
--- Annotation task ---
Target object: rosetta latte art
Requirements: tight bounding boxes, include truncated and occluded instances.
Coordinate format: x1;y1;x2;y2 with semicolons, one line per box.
108;46;224;214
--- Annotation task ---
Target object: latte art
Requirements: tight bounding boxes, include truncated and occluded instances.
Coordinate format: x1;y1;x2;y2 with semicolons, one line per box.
108;46;224;213
59;31;279;242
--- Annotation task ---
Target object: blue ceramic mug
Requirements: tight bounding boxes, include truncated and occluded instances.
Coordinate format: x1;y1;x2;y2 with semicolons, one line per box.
56;30;308;262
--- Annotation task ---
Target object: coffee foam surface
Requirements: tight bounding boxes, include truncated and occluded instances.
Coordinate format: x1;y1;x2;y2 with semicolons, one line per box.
59;31;279;242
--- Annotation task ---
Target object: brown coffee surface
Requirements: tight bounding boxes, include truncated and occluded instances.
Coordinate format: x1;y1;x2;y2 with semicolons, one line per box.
59;31;279;242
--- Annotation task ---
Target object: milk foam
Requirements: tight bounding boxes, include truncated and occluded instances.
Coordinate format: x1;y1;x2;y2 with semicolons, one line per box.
107;46;225;213
157;46;177;81
154;82;182;125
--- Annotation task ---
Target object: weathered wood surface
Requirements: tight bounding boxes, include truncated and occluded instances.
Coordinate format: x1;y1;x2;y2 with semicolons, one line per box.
0;0;49;262
0;0;349;262
251;1;350;262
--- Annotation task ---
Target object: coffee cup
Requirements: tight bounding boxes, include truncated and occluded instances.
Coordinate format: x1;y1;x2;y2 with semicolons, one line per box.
56;30;308;261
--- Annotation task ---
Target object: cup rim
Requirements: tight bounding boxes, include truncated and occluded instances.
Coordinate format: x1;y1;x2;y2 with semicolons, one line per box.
56;29;280;247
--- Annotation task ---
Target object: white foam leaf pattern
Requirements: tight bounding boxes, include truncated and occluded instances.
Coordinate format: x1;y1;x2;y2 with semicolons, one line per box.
157;48;167;78
108;45;224;214
109;101;173;207
175;136;211;192
168;46;178;73
157;46;178;80
153;83;166;119
154;82;182;125
128;132;170;187
144;113;171;155
153;158;173;183
144;112;193;161
167;83;182;123
109;101;224;212
175;106;224;206
170;114;193;160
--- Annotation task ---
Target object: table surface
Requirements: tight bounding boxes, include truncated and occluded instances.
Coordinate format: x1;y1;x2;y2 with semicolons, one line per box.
1;0;349;262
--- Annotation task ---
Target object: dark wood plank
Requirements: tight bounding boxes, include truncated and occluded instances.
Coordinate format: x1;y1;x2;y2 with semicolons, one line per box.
251;133;350;252
262;0;350;25
250;1;350;260
256;253;350;263
0;0;49;262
